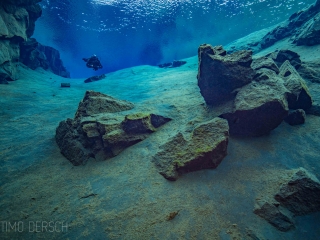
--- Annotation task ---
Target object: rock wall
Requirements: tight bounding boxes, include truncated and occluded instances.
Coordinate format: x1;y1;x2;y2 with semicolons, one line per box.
0;0;41;83
227;0;320;53
0;0;69;83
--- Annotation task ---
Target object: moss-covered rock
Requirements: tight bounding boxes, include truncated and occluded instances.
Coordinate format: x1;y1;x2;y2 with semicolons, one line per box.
153;117;229;181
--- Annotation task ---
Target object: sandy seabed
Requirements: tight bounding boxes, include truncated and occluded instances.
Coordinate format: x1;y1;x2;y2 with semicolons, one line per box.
1;39;320;239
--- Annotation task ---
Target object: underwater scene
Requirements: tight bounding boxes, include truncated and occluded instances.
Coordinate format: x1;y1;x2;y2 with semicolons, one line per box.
1;0;320;239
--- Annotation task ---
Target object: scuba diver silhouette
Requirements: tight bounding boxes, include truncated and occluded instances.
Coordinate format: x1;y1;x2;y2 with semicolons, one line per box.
82;54;103;71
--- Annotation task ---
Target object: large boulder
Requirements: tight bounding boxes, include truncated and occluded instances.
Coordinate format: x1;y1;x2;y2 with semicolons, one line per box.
20;38;70;78
197;44;255;105
260;0;320;49
279;60;313;110
153;118;229;181
220;78;289;137
56;91;171;165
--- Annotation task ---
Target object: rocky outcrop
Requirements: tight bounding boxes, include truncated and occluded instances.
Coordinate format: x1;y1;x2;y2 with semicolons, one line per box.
227;1;320;53
56;90;171;166
254;168;320;231
0;0;70;82
198;46;313;137
0;0;42;83
197;44;255;105
153;118;229;181
295;12;320;46
20;38;70;78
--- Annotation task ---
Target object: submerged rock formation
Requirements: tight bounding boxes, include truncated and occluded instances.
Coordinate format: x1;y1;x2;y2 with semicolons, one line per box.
227;0;320;53
153;118;229;181
0;0;70;83
20;38;70;78
254;168;320;231
0;0;42;83
197;45;313;137
56;90;171;165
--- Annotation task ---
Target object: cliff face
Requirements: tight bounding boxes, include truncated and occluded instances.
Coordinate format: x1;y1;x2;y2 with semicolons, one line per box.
0;0;69;84
0;0;41;83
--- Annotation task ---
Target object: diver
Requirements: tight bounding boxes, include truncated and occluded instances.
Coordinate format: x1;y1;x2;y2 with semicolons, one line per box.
82;54;103;71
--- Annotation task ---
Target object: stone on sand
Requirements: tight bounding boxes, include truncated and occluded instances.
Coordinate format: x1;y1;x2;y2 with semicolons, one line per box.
279;60;313;110
153;117;229;181
56;90;171;165
220;78;289;137
284;109;306;125
197;44;254;105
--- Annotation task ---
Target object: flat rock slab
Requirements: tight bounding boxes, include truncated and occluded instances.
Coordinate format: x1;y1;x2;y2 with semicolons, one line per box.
153;117;229;181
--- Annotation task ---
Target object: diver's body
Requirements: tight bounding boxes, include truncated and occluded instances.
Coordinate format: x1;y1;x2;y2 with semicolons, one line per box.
83;55;103;71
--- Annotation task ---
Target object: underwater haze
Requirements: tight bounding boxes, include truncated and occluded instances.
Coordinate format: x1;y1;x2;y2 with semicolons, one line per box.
34;0;315;78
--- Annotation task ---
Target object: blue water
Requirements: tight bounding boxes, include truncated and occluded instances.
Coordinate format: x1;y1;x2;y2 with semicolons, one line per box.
34;0;315;78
